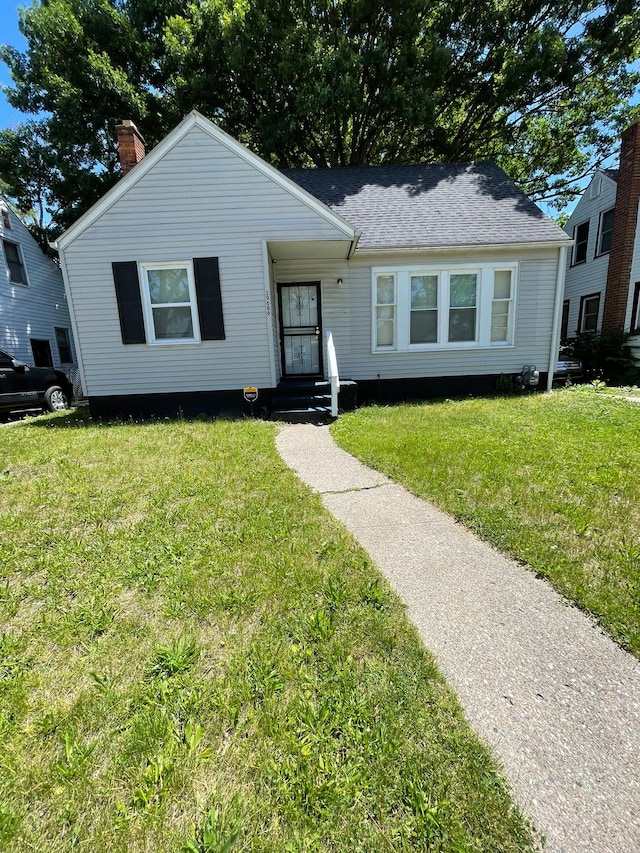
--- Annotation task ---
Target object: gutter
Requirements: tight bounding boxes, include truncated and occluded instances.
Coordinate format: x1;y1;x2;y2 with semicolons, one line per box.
547;245;568;392
346;234;361;259
354;239;573;255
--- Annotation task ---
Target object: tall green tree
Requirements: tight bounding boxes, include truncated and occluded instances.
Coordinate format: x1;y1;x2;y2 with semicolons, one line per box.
1;0;639;247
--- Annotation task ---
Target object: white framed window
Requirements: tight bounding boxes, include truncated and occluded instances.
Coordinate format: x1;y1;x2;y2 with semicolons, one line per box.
55;327;73;363
139;261;200;344
572;221;589;265
589;176;602;199
490;269;514;343
2;239;28;285
578;292;600;333
374;272;396;348
372;263;517;352
596;208;614;256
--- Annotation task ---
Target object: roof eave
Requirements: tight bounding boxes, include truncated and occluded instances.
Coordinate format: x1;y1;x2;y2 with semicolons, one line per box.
353;239;574;254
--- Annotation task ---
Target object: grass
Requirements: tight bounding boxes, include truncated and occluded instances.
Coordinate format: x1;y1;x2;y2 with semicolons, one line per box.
331;385;640;657
0;409;536;852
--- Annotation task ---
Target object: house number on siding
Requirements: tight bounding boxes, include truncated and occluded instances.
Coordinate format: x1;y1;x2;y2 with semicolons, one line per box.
265;290;271;316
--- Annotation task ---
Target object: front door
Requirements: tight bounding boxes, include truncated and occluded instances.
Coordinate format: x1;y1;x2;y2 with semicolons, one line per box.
278;282;323;377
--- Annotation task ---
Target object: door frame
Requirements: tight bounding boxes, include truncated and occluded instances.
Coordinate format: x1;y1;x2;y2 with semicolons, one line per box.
277;281;323;378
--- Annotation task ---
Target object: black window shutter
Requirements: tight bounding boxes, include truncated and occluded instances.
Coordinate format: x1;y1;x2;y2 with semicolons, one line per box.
194;257;225;341
112;261;146;344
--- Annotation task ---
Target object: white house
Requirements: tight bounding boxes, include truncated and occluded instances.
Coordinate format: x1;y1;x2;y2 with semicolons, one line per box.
563;118;640;342
56;111;571;419
1;196;77;374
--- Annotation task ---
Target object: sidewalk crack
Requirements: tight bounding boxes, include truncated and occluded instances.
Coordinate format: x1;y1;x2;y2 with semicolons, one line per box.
320;482;391;495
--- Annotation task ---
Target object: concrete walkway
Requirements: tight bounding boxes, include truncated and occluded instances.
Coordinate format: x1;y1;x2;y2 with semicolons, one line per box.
276;424;640;853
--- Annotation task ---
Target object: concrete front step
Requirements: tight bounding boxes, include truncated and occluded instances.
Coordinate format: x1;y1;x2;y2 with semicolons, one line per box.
271;406;333;424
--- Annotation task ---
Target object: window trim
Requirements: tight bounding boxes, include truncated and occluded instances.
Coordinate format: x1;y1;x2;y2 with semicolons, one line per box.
54;327;73;364
372;271;397;350
139;260;201;345
2;238;29;286
571;221;590;266
630;282;640;335
578;292;601;333
371;263;518;353
595;208;614;257
561;299;570;341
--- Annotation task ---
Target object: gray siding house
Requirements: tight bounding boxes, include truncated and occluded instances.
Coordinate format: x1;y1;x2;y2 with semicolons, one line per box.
1;197;76;373
57;111;571;418
562;118;640;344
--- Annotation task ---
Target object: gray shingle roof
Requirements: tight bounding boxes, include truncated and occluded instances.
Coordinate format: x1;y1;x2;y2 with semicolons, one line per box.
603;168;619;182
283;162;570;250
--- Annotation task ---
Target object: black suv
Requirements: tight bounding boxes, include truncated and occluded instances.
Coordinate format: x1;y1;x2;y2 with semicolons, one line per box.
0;349;73;419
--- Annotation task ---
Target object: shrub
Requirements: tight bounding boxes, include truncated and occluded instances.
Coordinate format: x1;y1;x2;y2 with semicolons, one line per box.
563;331;639;384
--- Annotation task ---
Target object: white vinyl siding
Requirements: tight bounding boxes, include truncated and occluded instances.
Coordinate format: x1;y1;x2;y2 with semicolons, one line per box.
563;171;617;337
0;201;75;369
61;124;350;396
275;247;559;382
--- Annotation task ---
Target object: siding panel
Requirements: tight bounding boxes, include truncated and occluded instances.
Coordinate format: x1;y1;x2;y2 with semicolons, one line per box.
563;173;617;335
63;125;350;397
0;202;76;370
275;247;560;382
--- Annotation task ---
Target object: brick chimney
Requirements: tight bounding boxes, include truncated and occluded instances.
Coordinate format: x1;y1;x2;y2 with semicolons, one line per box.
116;120;145;175
601;117;640;333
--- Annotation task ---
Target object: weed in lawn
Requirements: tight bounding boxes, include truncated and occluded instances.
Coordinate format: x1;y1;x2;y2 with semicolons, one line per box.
0;415;537;851
149;636;200;677
182;798;243;853
55;731;96;781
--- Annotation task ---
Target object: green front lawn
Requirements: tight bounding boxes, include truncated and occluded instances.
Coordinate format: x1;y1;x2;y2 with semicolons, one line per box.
0;411;535;852
332;386;640;657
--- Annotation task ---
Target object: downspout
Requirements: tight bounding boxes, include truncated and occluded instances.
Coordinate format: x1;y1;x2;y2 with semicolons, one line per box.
54;242;89;400
547;245;568;391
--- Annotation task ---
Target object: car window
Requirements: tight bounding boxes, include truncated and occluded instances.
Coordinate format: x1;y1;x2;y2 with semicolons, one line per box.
0;352;15;368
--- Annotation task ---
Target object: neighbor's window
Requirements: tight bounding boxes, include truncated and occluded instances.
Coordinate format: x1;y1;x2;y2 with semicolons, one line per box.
597;209;614;256
1;207;10;229
579;293;600;333
2;239;27;284
375;273;396;348
55;327;73;363
561;300;570;340
490;270;513;343
631;282;640;334
572;221;589;265
410;274;438;343
448;273;477;342
373;264;516;352
140;262;200;343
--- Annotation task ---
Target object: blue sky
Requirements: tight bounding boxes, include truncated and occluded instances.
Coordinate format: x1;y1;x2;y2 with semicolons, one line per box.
0;1;27;129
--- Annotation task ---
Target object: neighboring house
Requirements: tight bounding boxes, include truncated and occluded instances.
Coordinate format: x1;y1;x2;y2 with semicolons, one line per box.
1;196;77;377
562;118;640;342
56;111;571;419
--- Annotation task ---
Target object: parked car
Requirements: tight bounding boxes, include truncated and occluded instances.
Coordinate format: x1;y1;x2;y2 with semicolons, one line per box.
554;358;584;384
0;349;73;419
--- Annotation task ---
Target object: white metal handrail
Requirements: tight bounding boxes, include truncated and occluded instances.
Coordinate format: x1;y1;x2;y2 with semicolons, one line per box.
326;330;340;417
